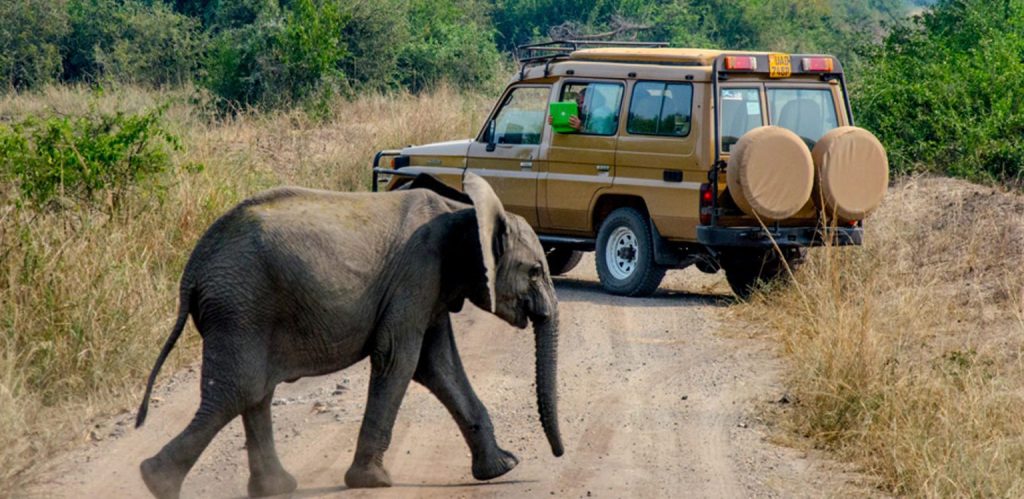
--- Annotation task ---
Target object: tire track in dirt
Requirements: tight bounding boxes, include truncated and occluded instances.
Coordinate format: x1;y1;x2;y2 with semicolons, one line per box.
32;255;868;498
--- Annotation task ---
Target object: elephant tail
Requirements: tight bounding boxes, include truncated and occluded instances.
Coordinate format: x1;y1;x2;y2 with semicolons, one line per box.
135;284;193;428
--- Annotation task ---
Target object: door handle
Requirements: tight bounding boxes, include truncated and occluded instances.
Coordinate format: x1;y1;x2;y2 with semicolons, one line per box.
596;164;610;173
520;161;533;170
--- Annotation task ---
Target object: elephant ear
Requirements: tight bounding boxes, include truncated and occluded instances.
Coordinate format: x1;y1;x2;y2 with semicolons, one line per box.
462;172;507;313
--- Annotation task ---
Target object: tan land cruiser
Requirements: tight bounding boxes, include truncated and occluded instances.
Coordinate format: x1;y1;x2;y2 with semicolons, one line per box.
372;41;889;298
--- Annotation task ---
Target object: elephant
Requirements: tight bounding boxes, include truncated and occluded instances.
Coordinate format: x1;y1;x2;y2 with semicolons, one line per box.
133;172;563;498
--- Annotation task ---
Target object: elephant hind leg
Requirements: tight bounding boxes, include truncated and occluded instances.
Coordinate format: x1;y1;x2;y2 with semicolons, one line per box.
140;396;237;499
414;315;518;481
140;338;260;499
243;390;297;497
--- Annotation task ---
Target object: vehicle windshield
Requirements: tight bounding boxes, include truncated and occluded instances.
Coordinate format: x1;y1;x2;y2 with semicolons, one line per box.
490;86;549;145
767;88;838;148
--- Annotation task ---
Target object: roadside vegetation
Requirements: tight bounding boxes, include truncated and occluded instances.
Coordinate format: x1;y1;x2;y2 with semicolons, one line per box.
738;176;1024;496
2;0;1022;495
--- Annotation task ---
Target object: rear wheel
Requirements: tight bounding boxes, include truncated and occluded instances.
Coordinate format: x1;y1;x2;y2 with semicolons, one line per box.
720;248;804;299
595;208;665;297
545;247;583;276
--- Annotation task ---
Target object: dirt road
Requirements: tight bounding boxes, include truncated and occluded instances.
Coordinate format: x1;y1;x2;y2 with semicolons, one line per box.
35;256;860;498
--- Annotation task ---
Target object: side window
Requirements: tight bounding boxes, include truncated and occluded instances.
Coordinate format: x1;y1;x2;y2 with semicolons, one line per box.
720;88;762;152
627;81;693;137
560;82;624;136
489;86;549;145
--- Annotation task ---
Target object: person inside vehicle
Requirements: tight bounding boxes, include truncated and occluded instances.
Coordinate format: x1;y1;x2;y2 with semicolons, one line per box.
548;86;587;131
547;85;618;135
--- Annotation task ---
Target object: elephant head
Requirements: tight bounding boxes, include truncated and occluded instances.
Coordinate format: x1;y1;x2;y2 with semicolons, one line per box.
462;172;564;457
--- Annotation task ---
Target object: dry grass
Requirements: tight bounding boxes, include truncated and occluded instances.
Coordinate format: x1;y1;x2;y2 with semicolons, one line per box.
0;85;491;492
738;176;1024;496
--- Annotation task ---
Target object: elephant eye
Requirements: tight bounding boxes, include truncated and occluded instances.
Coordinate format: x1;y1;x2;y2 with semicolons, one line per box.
529;263;543;280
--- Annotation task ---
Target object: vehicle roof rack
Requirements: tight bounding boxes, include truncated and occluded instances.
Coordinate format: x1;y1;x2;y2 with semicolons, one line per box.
515;40;669;78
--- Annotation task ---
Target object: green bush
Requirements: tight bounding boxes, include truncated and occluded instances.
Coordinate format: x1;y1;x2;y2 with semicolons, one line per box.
203;0;349;109
854;0;1024;184
0;107;180;210
398;0;502;92
337;0;409;89
63;0;204;87
0;0;69;90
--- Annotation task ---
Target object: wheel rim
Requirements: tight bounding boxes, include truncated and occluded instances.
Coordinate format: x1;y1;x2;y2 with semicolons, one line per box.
605;226;639;280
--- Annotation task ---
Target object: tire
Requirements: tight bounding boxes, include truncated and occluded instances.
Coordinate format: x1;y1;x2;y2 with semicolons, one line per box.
595;207;666;297
545;247;583;276
720;248;804;299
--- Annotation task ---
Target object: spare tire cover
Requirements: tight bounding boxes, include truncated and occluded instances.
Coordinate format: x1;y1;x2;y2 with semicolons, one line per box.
726;126;814;221
811;126;889;222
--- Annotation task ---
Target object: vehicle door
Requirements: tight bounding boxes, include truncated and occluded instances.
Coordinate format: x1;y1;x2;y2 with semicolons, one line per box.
614;80;702;239
541;80;625;232
466;84;551;226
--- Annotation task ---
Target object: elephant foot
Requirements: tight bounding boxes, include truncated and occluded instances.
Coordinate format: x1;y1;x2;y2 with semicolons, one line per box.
472;448;519;481
344;460;392;489
248;469;298;498
140;455;185;499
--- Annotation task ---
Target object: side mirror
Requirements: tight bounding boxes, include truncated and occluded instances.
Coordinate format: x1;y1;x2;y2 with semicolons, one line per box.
485;120;497;152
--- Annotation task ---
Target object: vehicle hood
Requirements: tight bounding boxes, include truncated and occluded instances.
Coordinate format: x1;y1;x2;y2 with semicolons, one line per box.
402;139;473;158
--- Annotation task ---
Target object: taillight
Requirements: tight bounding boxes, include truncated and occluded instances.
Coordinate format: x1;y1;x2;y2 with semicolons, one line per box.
699;183;714;225
802;57;834;72
724;56;757;71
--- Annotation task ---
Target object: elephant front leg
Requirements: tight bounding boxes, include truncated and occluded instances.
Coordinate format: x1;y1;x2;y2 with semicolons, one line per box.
344;336;421;489
414;315;519;481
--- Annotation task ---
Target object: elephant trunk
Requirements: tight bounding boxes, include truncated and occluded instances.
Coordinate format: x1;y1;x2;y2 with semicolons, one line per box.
533;310;564;457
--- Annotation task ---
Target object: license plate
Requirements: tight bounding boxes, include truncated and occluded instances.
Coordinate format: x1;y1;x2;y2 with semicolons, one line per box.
769;53;792;78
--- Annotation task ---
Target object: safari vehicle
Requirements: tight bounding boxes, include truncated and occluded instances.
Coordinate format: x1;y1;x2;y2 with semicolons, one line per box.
372;41;888;297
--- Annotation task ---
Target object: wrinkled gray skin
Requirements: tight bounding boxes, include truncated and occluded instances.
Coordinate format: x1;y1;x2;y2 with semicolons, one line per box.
134;173;563;498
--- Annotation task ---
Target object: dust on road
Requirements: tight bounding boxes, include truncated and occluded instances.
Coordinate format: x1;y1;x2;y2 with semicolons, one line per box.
34;256;862;498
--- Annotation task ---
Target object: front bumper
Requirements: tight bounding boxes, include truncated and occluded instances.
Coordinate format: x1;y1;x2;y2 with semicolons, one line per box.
697;225;862;248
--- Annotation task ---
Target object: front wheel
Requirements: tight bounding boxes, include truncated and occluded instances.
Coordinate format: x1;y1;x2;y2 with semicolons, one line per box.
595;208;665;296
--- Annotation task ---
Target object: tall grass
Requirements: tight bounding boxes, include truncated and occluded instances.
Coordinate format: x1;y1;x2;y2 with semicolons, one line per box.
0;85;491;492
739;176;1024;496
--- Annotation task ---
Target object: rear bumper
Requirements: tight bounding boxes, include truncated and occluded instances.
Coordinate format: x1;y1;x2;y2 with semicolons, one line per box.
697;225;862;248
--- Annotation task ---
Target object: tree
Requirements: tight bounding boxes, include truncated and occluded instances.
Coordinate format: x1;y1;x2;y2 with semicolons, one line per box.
0;0;69;91
64;0;204;86
855;0;1024;183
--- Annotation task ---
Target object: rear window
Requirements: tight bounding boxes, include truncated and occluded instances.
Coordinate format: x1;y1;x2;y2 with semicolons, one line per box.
767;88;839;148
720;88;762;152
627;82;693;137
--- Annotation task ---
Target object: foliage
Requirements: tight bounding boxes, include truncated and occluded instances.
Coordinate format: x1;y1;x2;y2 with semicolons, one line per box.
336;0;409;88
64;0;204;86
854;0;1024;184
203;0;350;109
0;107;180;210
491;0;905;69
397;0;502;92
0;0;69;90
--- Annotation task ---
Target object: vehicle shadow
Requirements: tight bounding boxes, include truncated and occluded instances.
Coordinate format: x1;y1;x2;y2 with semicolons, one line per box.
552;276;732;308
279;479;538;498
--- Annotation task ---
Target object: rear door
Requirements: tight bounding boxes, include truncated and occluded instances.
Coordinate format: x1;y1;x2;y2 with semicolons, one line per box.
541;80;624;232
614;80;702;239
466;85;551;226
